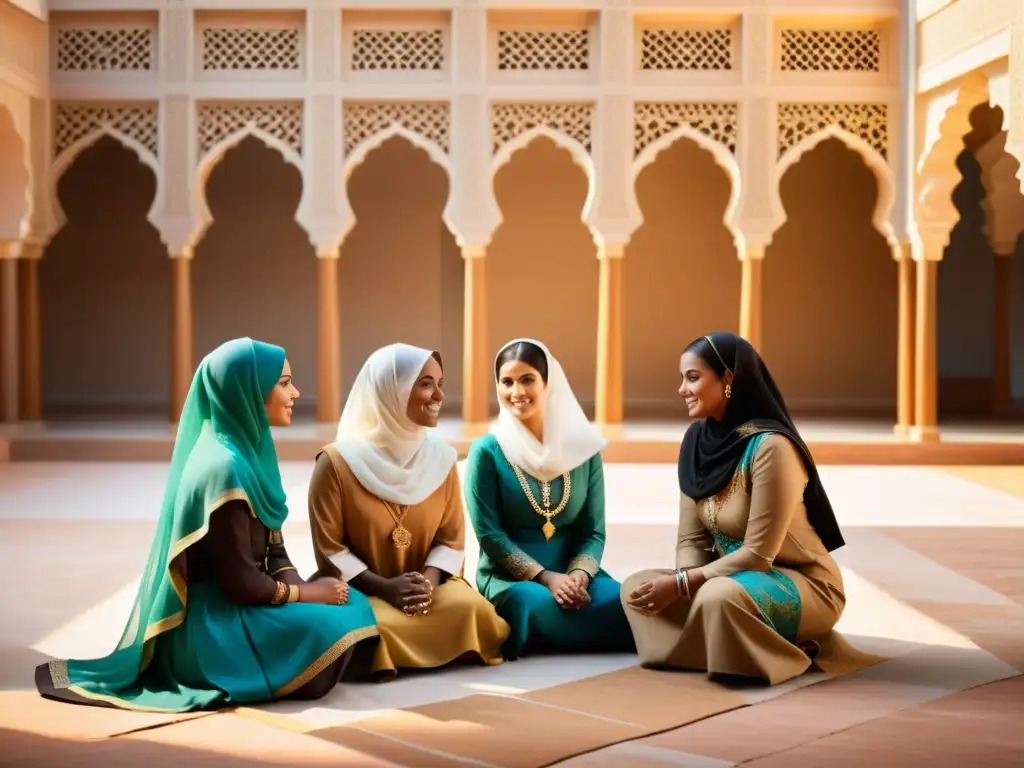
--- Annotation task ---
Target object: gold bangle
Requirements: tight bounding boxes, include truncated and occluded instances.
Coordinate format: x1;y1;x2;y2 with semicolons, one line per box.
271;581;287;605
287;585;299;603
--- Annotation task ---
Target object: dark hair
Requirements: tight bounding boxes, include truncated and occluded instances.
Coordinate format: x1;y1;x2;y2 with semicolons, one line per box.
430;350;443;371
495;341;548;383
684;335;730;378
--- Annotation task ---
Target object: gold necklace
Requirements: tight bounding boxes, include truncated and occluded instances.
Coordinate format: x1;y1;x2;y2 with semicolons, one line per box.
382;501;412;548
507;461;571;540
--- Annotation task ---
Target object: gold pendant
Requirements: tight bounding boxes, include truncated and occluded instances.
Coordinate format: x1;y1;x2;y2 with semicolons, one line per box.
542;520;556;540
391;525;412;548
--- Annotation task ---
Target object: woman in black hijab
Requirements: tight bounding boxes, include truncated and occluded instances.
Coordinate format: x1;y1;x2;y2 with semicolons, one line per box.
620;333;852;685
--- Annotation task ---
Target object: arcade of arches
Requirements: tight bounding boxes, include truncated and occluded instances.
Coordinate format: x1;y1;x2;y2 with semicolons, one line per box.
2;119;1024;434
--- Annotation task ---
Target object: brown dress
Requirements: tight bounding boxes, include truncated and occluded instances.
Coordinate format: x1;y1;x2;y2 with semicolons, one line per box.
308;445;510;677
621;434;854;685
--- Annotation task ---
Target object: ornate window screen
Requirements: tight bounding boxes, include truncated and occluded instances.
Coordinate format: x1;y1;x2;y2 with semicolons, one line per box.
491;103;594;153
201;27;302;71
780;29;881;72
776;102;889;159
196;102;304;157
55;27;155;71
634;103;738;156
342;102;451;155
496;29;589;71
54;103;159;158
639;28;733;71
350;29;445;71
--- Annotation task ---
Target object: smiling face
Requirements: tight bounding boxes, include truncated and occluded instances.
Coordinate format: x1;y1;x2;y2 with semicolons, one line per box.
265;358;300;426
497;359;548;423
406;354;444;428
678;350;730;421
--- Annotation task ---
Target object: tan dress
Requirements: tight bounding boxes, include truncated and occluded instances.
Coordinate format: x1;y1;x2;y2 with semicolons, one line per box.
622;433;851;685
308;444;510;677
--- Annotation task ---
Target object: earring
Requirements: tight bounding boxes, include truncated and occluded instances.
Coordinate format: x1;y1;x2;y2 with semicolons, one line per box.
725;384;732;399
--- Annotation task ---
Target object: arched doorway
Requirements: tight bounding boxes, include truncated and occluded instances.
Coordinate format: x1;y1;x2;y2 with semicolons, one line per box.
489;136;597;414
624;137;739;418
193;136;317;415
340;135;462;413
763;137;896;416
41;136;169;417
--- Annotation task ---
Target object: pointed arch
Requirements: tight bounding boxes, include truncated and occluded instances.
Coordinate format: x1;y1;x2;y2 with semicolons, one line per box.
49;128;162;232
0;103;30;239
340;124;455;243
491;125;597;239
776;126;896;246
194;125;306;246
632;125;742;248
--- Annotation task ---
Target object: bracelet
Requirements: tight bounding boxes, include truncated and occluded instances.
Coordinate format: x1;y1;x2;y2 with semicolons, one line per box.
271;581;288;605
287;584;300;603
674;569;691;599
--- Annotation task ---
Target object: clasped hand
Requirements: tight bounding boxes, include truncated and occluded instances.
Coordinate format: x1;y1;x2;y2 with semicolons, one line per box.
541;571;591;610
387;571;433;616
626;573;682;616
303;576;349;605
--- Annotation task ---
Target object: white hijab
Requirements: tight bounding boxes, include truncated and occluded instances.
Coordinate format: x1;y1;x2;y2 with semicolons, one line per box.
492;338;606;482
334;343;457;505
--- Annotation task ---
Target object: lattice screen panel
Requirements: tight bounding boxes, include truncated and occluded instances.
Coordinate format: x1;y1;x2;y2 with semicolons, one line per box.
780;30;881;72
640;29;733;71
54;104;159;158
197;102;304;157
492;103;594;153
634;103;738;156
497;30;589;71
201;27;302;71
342;102;451;154
56;28;155;71
777;103;889;158
350;29;445;71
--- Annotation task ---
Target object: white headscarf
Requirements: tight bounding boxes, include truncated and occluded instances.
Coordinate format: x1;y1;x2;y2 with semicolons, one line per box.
491;338;606;482
334;343;457;505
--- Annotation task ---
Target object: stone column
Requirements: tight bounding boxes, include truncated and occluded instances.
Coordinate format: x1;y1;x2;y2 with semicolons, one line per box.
895;243;916;435
17;241;43;420
912;230;942;443
316;245;342;424
738;243;766;351
1006;1;1023;191
594;242;625;431
0;241;19;422
170;250;193;422
461;244;490;435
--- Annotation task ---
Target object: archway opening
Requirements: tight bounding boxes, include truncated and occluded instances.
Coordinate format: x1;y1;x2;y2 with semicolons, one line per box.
624;137;739;419
41;135;169;417
193;135;317;414
341;135;462;413
489;137;596;415
763;137;896;417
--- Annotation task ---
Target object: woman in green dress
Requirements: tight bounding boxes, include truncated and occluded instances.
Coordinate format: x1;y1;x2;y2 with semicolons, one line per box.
35;337;379;712
464;338;635;658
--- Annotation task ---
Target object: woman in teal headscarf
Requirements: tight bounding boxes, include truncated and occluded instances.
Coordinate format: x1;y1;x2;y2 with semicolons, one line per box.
35;338;380;712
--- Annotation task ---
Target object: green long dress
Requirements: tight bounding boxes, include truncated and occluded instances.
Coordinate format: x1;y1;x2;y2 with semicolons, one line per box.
464;434;635;658
34;338;379;712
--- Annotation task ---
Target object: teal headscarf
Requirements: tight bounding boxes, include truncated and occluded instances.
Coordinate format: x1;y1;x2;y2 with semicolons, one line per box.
37;337;290;710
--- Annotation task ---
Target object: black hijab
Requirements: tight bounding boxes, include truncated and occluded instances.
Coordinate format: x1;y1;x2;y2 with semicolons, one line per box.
677;332;845;552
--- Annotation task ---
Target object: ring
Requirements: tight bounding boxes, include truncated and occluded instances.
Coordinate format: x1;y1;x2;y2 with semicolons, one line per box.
647;602;655;608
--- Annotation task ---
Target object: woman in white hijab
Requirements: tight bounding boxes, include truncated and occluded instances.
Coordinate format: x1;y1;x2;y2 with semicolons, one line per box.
463;339;635;659
307;343;509;678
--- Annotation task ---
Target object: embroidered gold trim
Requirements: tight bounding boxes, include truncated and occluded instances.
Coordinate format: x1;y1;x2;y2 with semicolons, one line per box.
501;549;544;581
48;659;70;689
273;625;379;697
567;554;600;578
268;529;284;545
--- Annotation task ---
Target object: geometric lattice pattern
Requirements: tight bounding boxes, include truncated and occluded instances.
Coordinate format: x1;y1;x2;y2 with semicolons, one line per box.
640;29;733;71
634;102;738;156
497;29;589;70
201;27;302;70
491;103;594;153
777;102;889;158
780;29;881;72
342;102;451;154
55;28;155;71
350;29;445;70
197;102;304;157
54;103;159;158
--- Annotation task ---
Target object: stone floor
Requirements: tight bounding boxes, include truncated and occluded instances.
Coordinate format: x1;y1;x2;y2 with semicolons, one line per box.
1;461;1023;765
